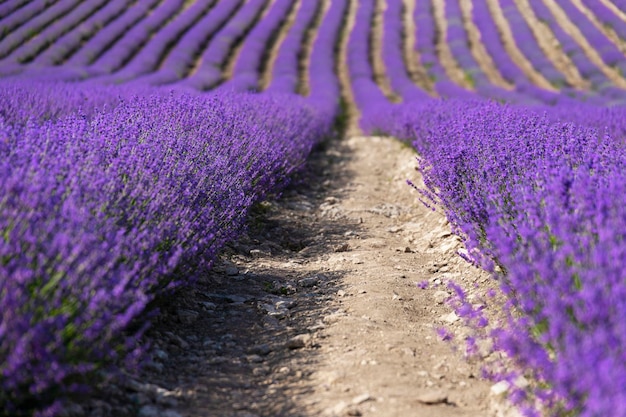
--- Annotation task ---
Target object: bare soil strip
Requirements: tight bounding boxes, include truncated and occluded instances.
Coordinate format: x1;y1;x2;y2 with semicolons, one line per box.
401;0;436;94
371;0;403;102
431;0;475;90
540;0;626;88
484;0;556;91
512;0;590;89
568;0;626;56
221;0;275;83
336;0;362;136
259;0;301;90
459;0;514;90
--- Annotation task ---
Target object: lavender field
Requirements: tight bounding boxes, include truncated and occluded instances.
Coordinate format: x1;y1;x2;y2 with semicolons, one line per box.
2;0;626;415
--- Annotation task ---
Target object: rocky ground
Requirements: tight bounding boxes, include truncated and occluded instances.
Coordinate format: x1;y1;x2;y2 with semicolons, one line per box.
74;135;521;417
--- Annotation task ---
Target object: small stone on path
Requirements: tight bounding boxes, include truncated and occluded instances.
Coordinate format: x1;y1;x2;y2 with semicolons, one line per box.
416;390;448;405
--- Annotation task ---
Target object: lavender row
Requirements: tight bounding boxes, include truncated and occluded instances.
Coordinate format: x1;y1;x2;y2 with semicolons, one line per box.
0;0;31;30
470;1;569;105
0;80;333;416
179;0;269;92
528;0;606;88
582;0;626;45
0;0;60;42
443;0;529;103
0;0;81;60
380;0;430;103
376;99;626;416
556;0;626;74
99;0;217;84
219;0;297;93
266;0;319;94
552;0;626;101
413;1;475;98
133;0;244;87
65;0;161;68
498;0;569;88
307;0;346;119
32;0;134;67
89;0;185;74
347;0;391;123
3;0;109;65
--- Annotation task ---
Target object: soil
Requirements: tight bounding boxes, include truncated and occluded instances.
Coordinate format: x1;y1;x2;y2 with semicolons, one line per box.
78;135;521;417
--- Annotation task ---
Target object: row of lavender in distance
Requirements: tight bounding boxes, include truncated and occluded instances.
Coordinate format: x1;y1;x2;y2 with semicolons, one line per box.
0;80;332;416
372;99;626;417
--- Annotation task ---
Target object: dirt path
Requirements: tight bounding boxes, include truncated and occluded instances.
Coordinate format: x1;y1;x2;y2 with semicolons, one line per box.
77;135;520;417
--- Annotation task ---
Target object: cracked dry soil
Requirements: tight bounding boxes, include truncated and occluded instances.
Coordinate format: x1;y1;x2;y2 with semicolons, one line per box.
85;136;520;417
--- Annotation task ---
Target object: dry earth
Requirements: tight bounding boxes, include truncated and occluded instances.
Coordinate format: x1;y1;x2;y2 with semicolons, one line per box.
74;135;521;417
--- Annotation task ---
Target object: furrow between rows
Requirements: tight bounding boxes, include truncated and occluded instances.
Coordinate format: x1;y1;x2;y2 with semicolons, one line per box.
258;0;302;91
401;0;435;94
513;0;590;89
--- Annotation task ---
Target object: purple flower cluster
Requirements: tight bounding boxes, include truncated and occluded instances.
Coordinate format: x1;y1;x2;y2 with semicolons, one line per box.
375;99;626;416
0;80;331;415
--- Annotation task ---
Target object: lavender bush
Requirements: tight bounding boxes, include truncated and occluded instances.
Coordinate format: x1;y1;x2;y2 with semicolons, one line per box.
0;80;331;416
375;99;626;416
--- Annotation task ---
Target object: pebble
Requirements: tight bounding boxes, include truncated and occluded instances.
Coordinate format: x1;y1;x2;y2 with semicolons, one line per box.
225;266;239;276
165;332;189;349
287;334;311;349
161;411;183;417
441;312;459;324
143;360;164;374
248;344;272;356
177;309;199;324
352;393;373;405
323;312;346;324
490;380;510;396
334;243;350;252
153;349;169;361
298;276;319;287
433;290;449;305
138;405;160;417
415;390;448;404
